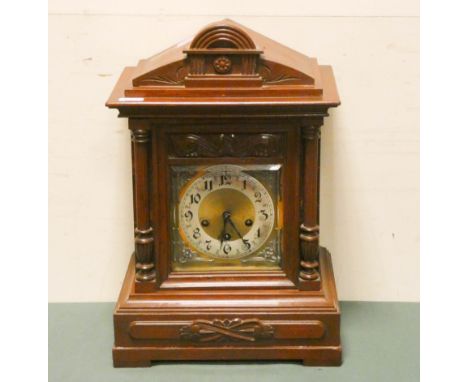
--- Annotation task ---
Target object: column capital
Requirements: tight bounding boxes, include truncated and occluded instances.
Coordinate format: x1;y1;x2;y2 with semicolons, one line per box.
301;122;322;140
131;128;151;143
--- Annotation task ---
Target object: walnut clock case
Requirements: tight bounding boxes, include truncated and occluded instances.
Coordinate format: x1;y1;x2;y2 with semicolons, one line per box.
106;19;341;367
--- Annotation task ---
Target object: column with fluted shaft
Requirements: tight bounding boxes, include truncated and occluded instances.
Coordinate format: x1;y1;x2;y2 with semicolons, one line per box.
299;118;322;290
131;121;156;284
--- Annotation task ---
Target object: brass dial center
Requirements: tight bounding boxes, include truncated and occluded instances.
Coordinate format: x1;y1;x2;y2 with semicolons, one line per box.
198;188;255;240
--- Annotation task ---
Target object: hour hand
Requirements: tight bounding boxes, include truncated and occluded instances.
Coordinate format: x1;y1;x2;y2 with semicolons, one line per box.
219;211;230;249
219;223;226;249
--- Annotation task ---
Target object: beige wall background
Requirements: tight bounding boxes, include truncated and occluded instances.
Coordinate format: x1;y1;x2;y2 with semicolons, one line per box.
49;1;419;302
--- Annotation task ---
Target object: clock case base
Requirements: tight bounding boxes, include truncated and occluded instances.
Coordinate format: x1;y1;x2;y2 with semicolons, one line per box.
113;247;341;367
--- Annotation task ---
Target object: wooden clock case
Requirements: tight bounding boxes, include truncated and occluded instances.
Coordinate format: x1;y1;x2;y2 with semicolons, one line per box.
106;19;341;367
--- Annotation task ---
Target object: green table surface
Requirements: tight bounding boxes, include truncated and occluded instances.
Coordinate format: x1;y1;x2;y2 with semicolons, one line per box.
49;301;419;382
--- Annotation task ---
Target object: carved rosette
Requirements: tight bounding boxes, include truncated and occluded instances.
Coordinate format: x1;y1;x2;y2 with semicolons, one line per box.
180;319;274;342
213;56;232;74
299;121;322;283
131;127;156;282
169;133;282;158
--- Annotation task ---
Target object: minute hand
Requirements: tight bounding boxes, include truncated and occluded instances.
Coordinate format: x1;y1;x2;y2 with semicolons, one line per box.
227;218;251;250
226;218;244;240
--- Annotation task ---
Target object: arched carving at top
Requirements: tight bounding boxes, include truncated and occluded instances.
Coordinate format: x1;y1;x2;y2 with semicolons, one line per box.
125;19;325;98
190;25;256;50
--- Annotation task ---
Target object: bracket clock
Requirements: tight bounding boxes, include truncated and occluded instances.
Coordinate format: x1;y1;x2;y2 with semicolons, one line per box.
106;19;341;367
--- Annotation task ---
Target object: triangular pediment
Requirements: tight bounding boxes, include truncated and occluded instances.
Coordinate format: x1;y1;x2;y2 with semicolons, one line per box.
107;19;339;108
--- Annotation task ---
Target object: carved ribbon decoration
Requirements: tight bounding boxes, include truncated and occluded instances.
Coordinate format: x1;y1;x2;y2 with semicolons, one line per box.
180;318;274;342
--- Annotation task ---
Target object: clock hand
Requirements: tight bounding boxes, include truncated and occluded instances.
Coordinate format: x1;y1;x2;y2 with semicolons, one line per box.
226;217;244;240
226;217;252;250
227;218;252;251
219;223;225;249
219;211;230;249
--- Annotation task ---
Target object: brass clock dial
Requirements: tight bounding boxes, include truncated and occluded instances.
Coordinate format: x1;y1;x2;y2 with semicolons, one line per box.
178;165;275;259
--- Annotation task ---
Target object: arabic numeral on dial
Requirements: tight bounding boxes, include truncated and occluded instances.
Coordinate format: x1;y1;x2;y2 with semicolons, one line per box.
223;243;232;255
257;228;261;238
205;239;212;251
190;193;201;204
254;191;262;203
204;180;213;191
184;210;193;221
242;239;251;250
192;228;201;239
260;210;269;220
219;174;231;186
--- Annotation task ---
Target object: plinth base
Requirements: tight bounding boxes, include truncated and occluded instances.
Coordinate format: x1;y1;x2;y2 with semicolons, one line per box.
113;247;341;367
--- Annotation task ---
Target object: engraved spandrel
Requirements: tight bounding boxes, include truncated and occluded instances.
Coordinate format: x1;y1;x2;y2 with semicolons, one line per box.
177;247;214;264
241;236;280;264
